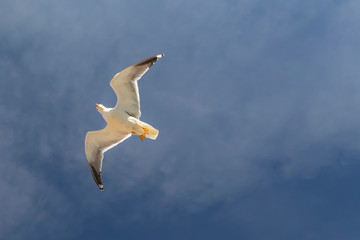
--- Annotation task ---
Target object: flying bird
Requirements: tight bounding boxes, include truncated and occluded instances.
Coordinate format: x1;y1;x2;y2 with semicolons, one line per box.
85;54;164;190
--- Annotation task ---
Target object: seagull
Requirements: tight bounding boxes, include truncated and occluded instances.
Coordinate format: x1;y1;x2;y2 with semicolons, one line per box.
85;54;164;190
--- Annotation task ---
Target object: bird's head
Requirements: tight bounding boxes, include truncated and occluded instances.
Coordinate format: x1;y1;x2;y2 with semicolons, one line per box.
96;103;106;113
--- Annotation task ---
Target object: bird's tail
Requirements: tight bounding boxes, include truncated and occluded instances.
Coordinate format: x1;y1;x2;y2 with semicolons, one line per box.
146;126;159;140
138;122;159;140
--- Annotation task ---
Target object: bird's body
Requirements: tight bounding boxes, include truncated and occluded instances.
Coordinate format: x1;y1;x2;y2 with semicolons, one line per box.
98;106;135;133
85;54;163;190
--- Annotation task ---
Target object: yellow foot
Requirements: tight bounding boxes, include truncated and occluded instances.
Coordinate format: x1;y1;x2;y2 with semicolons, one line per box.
131;127;149;141
139;134;146;141
139;127;149;141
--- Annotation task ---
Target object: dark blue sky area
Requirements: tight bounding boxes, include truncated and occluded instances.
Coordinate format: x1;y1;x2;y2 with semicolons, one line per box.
1;0;360;239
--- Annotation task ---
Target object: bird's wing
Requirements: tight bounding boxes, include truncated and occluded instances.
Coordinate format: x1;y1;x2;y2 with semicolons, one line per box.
85;125;131;190
110;54;164;119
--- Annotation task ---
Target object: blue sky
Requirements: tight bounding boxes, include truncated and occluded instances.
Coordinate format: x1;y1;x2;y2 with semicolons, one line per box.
1;0;360;239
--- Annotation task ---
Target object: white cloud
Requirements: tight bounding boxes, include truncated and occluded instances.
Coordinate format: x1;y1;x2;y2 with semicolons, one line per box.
1;0;360;237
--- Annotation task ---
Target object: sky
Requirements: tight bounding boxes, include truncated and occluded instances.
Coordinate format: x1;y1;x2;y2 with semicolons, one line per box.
1;0;360;239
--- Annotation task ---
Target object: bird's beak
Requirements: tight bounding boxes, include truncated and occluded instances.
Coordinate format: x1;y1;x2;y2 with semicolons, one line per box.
96;103;99;111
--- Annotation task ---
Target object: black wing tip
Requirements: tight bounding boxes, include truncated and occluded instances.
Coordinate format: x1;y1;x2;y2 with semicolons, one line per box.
135;54;164;67
89;164;104;190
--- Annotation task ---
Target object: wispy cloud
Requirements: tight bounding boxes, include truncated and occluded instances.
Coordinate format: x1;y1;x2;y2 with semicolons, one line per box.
1;0;360;238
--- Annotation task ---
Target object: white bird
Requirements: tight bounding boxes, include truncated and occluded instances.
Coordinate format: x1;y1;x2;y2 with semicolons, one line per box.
85;54;164;190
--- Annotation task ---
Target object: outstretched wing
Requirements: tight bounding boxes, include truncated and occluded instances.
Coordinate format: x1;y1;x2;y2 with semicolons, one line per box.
110;54;164;119
85;125;131;190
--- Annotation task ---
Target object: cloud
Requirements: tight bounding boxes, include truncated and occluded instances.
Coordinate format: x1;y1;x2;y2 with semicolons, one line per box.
1;0;360;238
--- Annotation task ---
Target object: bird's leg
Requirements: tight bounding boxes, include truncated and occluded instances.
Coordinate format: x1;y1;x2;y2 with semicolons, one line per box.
139;127;149;141
139;134;146;141
131;126;149;141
